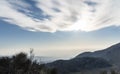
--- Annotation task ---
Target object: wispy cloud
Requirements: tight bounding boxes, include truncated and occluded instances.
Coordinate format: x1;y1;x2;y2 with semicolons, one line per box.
0;0;120;32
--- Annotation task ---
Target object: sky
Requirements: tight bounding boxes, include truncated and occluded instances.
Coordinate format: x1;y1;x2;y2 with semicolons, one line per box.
0;0;120;58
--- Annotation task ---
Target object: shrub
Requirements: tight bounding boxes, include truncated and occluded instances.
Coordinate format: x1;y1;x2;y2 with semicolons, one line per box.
0;52;57;74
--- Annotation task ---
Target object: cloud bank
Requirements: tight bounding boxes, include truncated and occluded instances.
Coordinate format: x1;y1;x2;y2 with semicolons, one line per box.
0;0;120;32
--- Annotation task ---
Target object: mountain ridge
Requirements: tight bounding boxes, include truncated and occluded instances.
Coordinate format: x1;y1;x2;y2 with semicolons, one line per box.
76;42;120;66
47;42;120;74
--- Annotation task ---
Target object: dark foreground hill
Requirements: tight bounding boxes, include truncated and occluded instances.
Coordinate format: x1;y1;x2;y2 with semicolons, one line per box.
0;52;57;74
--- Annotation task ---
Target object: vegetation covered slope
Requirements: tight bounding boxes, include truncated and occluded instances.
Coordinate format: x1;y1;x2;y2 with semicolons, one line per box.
47;57;112;74
76;42;120;66
0;52;57;74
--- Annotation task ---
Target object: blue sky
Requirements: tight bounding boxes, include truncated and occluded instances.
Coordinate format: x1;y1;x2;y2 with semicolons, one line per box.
0;0;120;58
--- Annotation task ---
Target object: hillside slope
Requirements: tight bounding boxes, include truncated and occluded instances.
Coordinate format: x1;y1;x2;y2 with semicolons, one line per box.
76;43;120;66
47;57;112;74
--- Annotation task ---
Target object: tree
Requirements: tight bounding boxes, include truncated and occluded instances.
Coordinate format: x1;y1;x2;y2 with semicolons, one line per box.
0;57;10;74
0;57;10;67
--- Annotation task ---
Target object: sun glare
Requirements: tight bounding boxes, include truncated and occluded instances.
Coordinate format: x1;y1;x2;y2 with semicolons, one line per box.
68;19;91;32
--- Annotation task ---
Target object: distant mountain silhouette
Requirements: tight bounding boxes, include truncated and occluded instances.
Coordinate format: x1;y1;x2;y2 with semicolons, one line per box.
76;42;120;66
